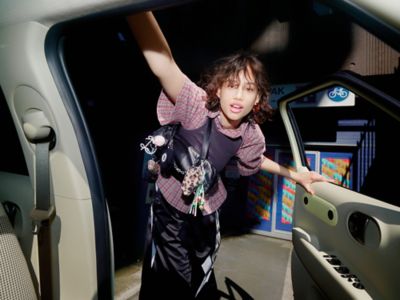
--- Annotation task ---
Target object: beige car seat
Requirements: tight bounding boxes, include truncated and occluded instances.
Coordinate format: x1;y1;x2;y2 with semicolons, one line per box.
0;203;37;300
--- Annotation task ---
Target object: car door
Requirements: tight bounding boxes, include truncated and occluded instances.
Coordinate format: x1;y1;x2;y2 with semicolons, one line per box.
279;1;400;298
0;19;112;300
280;70;400;300
0;0;198;299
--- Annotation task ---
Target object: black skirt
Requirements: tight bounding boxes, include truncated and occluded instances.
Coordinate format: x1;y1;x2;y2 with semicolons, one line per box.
139;190;221;300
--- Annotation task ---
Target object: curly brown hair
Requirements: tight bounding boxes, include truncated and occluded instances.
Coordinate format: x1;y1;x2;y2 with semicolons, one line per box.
198;51;273;124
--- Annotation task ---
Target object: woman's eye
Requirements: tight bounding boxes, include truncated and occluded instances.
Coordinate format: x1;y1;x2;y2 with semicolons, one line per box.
246;86;255;92
227;82;238;88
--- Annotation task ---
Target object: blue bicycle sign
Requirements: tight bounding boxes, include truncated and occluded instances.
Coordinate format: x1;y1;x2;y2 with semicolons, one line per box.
327;86;349;101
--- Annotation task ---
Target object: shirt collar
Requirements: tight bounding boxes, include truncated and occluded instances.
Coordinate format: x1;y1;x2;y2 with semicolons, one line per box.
207;110;249;139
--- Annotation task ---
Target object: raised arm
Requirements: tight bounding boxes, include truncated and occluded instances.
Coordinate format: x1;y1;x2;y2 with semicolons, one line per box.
126;11;185;102
261;155;333;194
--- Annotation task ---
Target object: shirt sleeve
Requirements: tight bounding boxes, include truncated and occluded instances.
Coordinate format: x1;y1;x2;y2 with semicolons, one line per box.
156;76;208;129
236;124;266;176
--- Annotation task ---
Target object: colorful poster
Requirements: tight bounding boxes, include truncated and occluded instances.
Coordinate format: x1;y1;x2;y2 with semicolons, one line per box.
246;150;274;232
320;152;353;188
275;151;318;232
246;149;319;234
275;151;296;231
246;170;274;231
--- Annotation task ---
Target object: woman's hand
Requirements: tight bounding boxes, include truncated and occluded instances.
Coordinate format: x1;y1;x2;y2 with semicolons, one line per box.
295;171;334;195
260;157;334;195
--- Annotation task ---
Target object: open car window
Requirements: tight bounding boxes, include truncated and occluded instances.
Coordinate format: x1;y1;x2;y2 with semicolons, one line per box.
287;72;400;207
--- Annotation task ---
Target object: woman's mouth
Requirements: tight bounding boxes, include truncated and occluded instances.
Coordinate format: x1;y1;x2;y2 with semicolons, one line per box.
230;104;243;114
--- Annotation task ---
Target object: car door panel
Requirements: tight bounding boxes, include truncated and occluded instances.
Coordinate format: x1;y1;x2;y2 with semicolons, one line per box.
292;228;372;300
292;183;400;299
279;72;400;300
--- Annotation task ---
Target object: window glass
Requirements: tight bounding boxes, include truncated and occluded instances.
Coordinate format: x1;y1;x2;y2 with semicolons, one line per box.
288;84;400;207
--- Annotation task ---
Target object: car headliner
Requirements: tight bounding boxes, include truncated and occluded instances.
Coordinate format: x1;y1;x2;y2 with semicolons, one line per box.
0;0;399;31
0;0;192;27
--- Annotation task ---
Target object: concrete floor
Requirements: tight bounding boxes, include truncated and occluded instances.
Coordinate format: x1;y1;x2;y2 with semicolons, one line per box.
114;233;294;300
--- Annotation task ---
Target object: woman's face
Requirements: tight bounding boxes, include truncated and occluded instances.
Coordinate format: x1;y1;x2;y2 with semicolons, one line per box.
217;68;259;129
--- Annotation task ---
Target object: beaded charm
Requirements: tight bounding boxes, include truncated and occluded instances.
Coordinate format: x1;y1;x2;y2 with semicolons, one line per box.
184;162;206;216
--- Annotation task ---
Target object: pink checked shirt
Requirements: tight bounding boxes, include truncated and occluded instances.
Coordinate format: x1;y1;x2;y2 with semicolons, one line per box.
156;76;266;215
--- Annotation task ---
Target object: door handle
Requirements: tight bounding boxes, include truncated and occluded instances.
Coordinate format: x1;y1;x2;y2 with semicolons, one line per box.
348;212;381;247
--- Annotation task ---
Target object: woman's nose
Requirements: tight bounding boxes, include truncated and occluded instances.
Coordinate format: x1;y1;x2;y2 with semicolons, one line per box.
234;87;243;99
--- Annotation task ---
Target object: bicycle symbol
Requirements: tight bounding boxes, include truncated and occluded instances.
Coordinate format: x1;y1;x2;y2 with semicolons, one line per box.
327;87;349;101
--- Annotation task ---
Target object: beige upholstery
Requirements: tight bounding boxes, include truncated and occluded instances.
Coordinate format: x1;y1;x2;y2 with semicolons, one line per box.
0;203;37;300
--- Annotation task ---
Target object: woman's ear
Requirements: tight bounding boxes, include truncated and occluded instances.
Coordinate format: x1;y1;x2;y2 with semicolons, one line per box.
216;88;221;98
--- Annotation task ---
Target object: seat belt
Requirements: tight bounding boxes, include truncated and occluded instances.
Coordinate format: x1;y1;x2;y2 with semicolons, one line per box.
22;109;56;300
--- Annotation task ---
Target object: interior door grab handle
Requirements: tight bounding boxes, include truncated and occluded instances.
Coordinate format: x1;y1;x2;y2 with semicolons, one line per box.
302;195;338;226
348;212;381;247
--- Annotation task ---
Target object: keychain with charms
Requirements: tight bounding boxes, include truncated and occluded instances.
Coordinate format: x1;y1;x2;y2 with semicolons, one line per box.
183;161;206;215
